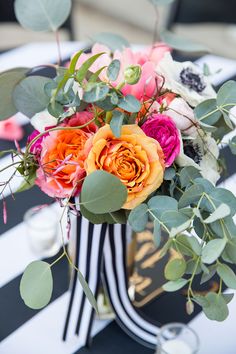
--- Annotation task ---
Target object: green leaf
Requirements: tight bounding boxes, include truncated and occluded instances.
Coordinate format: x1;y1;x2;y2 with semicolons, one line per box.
162;278;188;292
76;53;105;84
224;238;236;263
107;60;121;81
80;204;115;224
194;99;221;126
222;110;234;130
69;50;83;74
222;293;234;304
202;188;236;216
229;136;236;155
180;166;202;188
13;76;52;117
109;210;127;224
118;95;141;113
178;184;204;208
200;264;216;284
14;0;72;32
148;196;178;219
194;177;214;193
91;32;130;51
164;258;186;281
201;239;226;264
153;219;161;248
128;203;148;232
217;264;236;289
193;294;209;307
177;234;201;256
161;211;190;234
88;66;106;84
20;261;53;309
203;203;231;224
0;68;29;120
47;102;64;118
160;30;209;52
164;168;176;181
185;260;201;275
110;110;125;138
83;83;109;103
202;293;229;322
217;80;236;108
77;268;98;313
17;173;36;193
80;171;127;214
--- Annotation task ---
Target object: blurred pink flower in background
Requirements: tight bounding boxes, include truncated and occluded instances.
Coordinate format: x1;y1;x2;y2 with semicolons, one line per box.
0;117;24;141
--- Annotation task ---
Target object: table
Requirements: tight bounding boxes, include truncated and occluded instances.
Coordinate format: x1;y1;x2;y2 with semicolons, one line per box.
0;43;236;354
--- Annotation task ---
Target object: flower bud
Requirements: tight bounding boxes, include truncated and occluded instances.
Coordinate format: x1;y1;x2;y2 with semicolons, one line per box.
124;65;142;85
186;300;194;315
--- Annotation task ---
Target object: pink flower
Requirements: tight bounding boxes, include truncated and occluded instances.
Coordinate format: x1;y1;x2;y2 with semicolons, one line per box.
64;111;98;134
0;117;23;141
27;130;45;155
141;114;180;167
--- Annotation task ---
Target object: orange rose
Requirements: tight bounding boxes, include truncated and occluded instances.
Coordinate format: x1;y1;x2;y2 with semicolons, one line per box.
85;124;165;209
36;129;92;198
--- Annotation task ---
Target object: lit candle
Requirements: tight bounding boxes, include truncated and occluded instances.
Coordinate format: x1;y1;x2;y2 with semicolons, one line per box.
161;339;193;354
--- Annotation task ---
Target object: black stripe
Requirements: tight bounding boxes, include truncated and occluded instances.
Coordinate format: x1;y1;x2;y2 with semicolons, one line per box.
0;247;69;341
0;186;52;235
62;214;82;340
75;222;94;335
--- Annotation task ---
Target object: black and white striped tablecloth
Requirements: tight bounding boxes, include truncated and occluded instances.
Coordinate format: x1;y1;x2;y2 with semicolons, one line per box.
0;44;236;354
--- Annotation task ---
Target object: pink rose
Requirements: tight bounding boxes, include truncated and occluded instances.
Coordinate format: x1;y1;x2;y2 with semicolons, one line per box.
64;111;98;134
27;130;45;155
0;117;23;141
141;114;180;167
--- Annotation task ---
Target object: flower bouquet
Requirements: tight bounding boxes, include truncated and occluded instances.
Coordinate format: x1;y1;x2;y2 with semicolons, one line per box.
1;0;236;330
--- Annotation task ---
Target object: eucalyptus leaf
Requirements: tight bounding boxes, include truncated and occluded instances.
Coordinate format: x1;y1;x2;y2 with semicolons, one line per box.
0;68;29;120
162;278;188;292
77;269;98;312
107;60;121;81
83;83;109;103
178;184;204;208
202;292;229;322
148;196;178;219
128;203;148;232
80;204;115;224
118;95;141;113
203;203;231;224
14;0;72;32
13;76;52;117
80;171;127;214
201;188;236;216
194;99;221;125
164;258;186;281
110;110;125;138
164;168;176;181
160;30;209;52
20;261;53;309
217;80;236;108
222;110;234;130
217;264;236;289
180;166;201;188
200;264;216;284
224;238;236;263
91;32;130;51
201;238;226;264
161;211;190;234
153;219;161;248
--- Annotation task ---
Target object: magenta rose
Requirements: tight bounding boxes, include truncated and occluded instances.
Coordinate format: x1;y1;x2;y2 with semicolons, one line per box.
141;114;180;167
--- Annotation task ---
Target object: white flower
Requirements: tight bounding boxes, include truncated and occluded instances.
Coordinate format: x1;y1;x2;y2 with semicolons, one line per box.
157;53;216;107
31;110;58;133
176;131;220;185
166;98;198;136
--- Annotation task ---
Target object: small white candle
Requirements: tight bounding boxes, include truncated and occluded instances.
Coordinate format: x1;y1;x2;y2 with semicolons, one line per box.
161;339;193;354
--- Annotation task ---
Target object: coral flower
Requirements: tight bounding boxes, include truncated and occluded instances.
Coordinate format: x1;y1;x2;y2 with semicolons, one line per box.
85;124;165;209
35;128;92;198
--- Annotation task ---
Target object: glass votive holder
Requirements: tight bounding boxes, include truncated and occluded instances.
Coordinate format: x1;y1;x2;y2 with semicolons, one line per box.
24;205;61;258
156;322;200;354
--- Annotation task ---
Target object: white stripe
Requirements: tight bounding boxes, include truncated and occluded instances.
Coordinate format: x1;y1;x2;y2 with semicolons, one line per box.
0;42;86;72
0;291;110;354
103;235;156;345
113;224;158;335
78;223;104;344
0;203;71;287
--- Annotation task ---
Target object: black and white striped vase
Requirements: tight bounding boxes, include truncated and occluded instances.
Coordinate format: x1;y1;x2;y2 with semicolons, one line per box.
63;213;161;350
